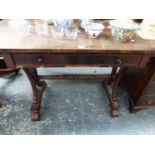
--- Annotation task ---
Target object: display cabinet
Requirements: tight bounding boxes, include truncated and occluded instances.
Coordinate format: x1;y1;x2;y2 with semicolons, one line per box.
122;57;155;112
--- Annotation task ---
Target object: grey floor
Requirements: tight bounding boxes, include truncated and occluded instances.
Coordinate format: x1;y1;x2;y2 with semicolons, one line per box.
0;68;155;135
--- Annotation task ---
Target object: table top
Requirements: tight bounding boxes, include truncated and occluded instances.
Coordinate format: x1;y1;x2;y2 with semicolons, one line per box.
0;20;155;54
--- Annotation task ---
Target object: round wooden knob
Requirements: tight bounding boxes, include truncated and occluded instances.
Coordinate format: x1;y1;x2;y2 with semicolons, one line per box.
116;58;123;64
37;56;44;63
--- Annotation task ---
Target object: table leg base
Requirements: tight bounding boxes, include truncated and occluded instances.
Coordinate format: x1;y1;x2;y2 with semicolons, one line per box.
31;81;46;121
105;85;119;117
111;109;119;117
31;111;40;121
24;68;47;121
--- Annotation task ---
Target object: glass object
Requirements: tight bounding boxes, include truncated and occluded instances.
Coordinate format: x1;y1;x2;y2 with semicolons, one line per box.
80;19;93;30
52;19;73;29
42;19;53;25
65;27;78;39
35;20;48;36
9;19;32;37
17;23;32;37
51;27;64;39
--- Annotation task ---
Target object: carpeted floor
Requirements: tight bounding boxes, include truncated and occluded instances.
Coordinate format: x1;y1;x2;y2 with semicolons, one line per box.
0;68;155;135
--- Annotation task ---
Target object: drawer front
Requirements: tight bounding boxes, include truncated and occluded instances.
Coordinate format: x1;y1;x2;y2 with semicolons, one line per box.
137;96;155;106
13;53;142;67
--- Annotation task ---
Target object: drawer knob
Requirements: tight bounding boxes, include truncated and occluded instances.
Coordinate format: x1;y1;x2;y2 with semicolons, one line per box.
37;56;44;63
116;58;123;64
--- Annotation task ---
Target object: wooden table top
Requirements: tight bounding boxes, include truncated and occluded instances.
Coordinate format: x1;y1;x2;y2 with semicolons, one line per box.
0;20;155;54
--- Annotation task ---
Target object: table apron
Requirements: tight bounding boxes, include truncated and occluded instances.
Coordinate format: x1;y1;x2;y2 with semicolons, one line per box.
12;53;144;68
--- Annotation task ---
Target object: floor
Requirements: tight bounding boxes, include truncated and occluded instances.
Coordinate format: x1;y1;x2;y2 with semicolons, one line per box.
0;68;155;135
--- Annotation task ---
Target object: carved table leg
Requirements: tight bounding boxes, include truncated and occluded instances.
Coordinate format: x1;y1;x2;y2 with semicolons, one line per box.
105;67;127;117
24;68;46;121
106;67;118;85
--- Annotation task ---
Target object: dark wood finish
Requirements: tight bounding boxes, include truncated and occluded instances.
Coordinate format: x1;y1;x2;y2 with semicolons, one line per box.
0;69;19;76
0;54;19;76
24;68;46;121
122;58;155;112
0;53;15;69
39;74;110;80
0;19;155;120
13;53;142;67
105;67;127;117
132;19;143;24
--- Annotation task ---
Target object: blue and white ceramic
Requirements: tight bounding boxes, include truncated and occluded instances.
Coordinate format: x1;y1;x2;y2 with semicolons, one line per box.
86;23;104;38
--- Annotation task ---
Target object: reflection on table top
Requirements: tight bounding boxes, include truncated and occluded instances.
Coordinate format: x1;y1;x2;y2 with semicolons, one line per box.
0;20;155;54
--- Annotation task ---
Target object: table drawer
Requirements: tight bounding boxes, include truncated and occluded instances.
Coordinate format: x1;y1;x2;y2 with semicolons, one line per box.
13;53;142;67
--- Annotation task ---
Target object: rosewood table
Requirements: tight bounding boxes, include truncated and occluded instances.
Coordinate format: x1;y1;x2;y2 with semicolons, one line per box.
0;20;155;121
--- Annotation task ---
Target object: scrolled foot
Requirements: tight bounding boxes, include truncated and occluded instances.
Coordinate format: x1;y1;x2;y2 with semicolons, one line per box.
31;111;40;121
111;109;119;117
